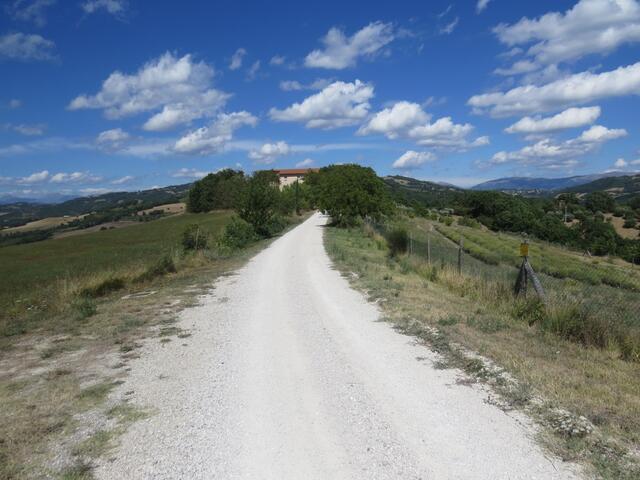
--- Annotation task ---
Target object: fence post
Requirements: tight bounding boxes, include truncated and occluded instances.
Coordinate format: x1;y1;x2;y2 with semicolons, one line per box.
409;232;413;256
427;230;431;265
458;235;464;274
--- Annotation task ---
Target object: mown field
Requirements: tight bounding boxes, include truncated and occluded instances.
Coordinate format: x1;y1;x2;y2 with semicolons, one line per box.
325;221;640;479
0;210;233;340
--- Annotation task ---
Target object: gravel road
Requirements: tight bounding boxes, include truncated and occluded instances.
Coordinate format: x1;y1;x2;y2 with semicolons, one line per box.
96;213;582;479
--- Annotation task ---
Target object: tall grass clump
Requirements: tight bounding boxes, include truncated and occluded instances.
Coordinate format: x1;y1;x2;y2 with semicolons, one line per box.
79;276;126;298
386;227;409;257
134;254;177;283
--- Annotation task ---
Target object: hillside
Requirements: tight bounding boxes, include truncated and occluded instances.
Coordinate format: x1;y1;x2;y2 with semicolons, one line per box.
384;175;463;209
0;183;192;229
472;172;627;194
562;174;640;200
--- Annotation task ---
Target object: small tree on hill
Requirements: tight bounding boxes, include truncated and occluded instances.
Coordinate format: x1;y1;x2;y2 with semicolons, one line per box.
311;164;393;226
238;170;281;237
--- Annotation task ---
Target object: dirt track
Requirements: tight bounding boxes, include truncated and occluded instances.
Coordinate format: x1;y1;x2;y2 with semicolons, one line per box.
96;212;582;479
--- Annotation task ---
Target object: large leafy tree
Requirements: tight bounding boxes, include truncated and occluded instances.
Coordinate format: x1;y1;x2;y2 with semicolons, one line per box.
187;169;246;213
310;164;393;226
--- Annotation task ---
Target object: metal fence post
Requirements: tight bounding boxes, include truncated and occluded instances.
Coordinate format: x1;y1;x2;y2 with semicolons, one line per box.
458;235;463;274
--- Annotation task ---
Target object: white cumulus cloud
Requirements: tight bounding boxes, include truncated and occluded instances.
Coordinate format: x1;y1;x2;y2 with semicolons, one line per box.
50;171;102;184
172;168;209;179
248;141;291;164
494;0;640;73
358;101;430;139
174;111;257;155
68;52;230;131
489;124;627;169
269;80;374;129
296;158;314;167
505;106;601;134
392;150;436;170
19;170;49;184
305;22;394;69
96;128;130;145
468;61;640;117
358;101;487;150
111;175;134;185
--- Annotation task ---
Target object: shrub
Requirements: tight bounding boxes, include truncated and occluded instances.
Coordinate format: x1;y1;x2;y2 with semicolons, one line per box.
135;254;177;283
512;297;546;326
73;297;97;319
458;216;480;228
386;227;409;257
623;216;637;229
182;224;208;251
80;277;126;298
542;304;613;349
219;217;257;250
264;215;288;237
238;170;281;237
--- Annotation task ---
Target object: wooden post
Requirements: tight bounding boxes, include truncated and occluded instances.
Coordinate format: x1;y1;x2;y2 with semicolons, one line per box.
409;233;413;256
427;231;431;265
194;226;200;251
457;235;463;274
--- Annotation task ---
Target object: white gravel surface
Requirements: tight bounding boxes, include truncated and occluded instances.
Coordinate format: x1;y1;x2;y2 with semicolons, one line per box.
95;213;583;479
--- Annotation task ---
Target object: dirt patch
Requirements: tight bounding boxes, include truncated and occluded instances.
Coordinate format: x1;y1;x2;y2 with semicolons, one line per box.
606;214;639;240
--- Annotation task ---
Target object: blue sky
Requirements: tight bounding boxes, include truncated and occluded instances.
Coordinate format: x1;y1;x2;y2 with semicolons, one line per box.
1;0;640;198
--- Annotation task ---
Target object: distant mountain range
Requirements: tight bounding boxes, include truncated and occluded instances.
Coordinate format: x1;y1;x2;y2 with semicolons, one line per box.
471;172;633;193
0;193;78;205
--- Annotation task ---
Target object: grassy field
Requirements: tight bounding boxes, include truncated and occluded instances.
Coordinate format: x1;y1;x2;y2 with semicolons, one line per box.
420;220;640;354
0;210;233;340
325;223;640;479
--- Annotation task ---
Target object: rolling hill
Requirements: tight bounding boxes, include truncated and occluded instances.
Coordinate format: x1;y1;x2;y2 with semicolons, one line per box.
562;174;640;201
471;172;630;194
0;183;193;229
384;175;463;209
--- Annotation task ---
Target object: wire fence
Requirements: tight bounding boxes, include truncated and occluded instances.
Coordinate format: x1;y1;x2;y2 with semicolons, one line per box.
367;218;640;351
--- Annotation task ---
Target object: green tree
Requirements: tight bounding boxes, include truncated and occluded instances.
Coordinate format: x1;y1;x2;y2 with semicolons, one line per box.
584;191;615;214
187;169;246;213
238;170;281;237
578;217;618;255
311;164;393;226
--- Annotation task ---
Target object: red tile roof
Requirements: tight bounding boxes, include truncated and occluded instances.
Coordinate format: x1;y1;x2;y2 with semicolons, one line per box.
272;168;319;175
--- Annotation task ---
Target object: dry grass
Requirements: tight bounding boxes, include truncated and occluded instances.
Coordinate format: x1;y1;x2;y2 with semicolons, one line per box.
605;214;639;240
325;224;640;479
136;202;186;216
3;215;85;234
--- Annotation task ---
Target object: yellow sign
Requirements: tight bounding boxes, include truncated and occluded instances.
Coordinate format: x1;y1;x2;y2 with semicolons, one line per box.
520;243;529;257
